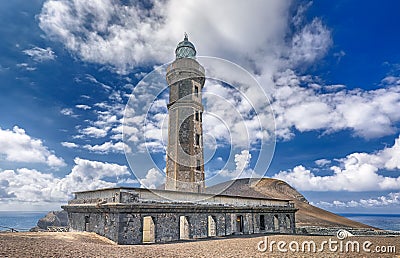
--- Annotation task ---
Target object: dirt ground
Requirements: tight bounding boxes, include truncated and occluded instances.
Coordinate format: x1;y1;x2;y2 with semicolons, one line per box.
0;232;399;258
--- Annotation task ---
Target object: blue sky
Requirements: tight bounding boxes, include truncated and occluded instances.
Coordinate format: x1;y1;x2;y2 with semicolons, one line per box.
1;0;400;213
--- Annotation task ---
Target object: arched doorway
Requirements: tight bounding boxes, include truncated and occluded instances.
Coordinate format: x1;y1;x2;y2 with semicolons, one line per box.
179;216;190;240
142;216;155;243
286;215;291;229
260;215;265;231
274;215;279;231
236;215;243;233
208;216;216;237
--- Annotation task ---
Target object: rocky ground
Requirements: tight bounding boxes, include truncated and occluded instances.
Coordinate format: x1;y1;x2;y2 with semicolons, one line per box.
0;232;399;258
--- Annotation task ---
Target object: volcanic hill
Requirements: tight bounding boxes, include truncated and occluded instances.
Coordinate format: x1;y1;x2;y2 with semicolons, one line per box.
207;178;372;229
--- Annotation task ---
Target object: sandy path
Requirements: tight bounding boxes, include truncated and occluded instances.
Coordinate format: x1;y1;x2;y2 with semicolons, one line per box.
0;232;399;257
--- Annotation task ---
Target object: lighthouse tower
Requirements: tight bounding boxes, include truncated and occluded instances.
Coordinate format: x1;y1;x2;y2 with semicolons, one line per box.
165;34;205;193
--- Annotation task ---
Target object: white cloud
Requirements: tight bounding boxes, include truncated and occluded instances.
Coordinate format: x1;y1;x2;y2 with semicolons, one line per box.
39;0;400;144
218;150;261;179
315;192;400;209
38;0;294;73
235;150;251;172
315;159;331;167
75;104;91;110
58;157;131;193
140;168;164;189
381;75;400;86
0;168;62;202
289;18;332;66
60;108;77;117
47;154;66;168
23;46;56;62
71;75;126;141
124;95;169;153
0;158;132;204
83;141;131;154
16;63;36;71
272;70;400;139
274;135;400;191
84;74;112;91
79;126;109;138
61;141;78;148
0;126;66;168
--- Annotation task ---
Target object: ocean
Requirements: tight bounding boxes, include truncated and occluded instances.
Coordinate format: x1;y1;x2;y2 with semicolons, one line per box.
339;213;400;231
0;211;399;232
0;211;47;232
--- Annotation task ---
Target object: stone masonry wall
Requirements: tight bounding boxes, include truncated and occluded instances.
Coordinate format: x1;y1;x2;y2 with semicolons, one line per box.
65;204;297;245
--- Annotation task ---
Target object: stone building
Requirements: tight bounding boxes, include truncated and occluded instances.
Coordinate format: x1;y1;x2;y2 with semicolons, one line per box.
65;187;296;244
63;35;297;244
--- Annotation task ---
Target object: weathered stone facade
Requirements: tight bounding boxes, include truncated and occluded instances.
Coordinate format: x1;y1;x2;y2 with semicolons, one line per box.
63;187;297;244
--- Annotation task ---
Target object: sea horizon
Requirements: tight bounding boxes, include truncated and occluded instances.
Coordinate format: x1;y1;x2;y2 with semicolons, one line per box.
338;213;400;231
0;211;48;232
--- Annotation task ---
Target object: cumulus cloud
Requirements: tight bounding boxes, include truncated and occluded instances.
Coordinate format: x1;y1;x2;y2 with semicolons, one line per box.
0;126;66;168
83;141;131;154
23;46;56;62
124;94;169;153
235;150;251;172
39;0;400;146
140;168;164;189
274;135;400;191
39;0;331;72
79;126;109;138
0;158;132;203
58;157;131;193
271;70;400;139
39;0;170;73
218;150;261;179
0;168;62;202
